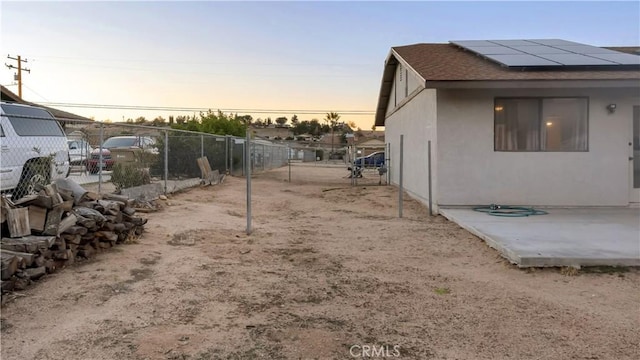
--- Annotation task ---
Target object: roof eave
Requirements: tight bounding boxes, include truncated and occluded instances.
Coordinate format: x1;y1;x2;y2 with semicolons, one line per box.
424;78;640;89
374;50;399;127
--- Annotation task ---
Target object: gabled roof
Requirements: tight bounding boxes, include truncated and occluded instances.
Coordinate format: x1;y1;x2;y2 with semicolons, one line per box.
392;43;640;82
375;42;640;126
356;137;385;147
1;85;91;121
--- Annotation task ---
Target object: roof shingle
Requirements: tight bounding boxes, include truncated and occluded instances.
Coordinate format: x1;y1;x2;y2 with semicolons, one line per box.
393;43;640;81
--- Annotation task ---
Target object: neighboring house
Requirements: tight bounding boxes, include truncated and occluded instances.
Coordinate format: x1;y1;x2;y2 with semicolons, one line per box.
295;133;314;141
1;85;91;122
354;138;385;156
251;125;293;140
355;130;385;140
375;39;640;212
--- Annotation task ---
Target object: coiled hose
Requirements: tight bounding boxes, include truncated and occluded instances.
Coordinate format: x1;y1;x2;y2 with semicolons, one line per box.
473;204;548;217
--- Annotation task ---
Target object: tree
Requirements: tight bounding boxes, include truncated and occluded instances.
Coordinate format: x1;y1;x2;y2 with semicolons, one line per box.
266;117;273;126
324;112;341;154
291;120;309;135
199;110;246;136
175;115;189;125
254;118;264;127
309;119;324;136
236;114;253;126
291;114;299;125
135;116;146;124
275;116;288;126
152;116;166;126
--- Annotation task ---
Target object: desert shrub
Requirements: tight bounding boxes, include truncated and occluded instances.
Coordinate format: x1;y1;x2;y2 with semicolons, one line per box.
111;163;151;192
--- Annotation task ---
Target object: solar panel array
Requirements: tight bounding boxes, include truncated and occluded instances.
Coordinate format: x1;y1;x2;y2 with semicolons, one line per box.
450;39;640;67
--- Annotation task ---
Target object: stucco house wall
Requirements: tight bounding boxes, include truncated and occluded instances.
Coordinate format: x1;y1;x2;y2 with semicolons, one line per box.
385;89;438;210
435;87;639;206
386;63;423;114
375;42;640;210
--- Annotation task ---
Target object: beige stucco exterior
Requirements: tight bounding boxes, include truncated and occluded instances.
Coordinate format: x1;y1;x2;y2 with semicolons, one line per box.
384;69;640;210
436;87;639;206
385;88;439;211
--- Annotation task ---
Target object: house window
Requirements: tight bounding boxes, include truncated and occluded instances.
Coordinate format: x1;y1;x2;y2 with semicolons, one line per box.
494;97;588;151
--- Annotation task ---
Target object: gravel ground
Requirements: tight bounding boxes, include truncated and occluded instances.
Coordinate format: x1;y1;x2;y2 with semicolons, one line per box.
1;164;638;360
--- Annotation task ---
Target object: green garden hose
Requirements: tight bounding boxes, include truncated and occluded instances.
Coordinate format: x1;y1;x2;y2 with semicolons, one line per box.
473;204;548;217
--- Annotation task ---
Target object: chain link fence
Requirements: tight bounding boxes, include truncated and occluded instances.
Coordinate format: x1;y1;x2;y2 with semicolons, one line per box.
289;147;319;162
0;105;288;199
345;144;390;186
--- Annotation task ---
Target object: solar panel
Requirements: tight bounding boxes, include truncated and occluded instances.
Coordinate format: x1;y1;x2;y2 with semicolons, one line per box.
586;53;640;65
465;46;522;55
527;39;581;46
510;45;571;55
490;40;536;46
537;54;614;66
451;40;495;47
450;39;640;67
554;45;618;54
485;54;561;67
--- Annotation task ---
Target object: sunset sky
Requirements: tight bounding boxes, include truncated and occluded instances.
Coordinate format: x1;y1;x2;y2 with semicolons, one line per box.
1;1;639;129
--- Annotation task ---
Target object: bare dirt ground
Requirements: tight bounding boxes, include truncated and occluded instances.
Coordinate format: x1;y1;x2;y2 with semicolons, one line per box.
1;164;639;360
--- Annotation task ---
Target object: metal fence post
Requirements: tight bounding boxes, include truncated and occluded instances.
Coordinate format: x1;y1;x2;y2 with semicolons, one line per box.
428;140;433;217
230;139;234;175
98;122;104;194
350;145;355;186
164;130;169;195
288;146;291;183
399;135;404;218
241;138;245;176
225;135;229;174
200;134;204;159
354;146;358;186
387;142;391;185
245;129;252;235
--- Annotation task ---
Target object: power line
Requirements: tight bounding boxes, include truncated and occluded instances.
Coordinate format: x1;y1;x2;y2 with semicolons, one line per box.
22;83;50;102
28;59;375;78
37;101;376;115
28;54;378;67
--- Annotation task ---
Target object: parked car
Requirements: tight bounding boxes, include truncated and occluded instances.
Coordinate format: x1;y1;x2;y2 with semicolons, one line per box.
353;151;385;168
87;148;116;173
67;139;93;165
87;136;157;173
0;101;70;199
101;135;158;153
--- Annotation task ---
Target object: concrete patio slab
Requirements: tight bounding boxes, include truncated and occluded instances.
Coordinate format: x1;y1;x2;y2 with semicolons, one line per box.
439;208;640;267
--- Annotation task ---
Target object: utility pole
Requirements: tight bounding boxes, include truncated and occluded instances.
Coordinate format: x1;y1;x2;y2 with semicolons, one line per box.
5;55;30;99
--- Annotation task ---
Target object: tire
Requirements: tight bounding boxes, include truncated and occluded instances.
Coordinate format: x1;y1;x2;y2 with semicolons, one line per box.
14;163;50;200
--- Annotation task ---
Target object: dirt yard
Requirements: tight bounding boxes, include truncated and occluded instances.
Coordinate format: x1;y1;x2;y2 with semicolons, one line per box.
1;164;639;360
